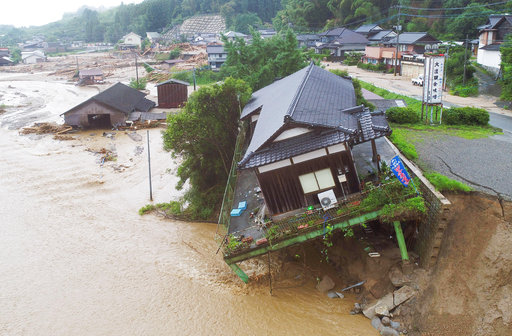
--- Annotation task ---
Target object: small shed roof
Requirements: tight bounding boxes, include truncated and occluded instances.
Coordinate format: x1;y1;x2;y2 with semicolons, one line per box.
156;78;190;86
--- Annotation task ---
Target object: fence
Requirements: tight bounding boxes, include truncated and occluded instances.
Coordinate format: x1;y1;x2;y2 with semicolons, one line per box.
215;122;247;242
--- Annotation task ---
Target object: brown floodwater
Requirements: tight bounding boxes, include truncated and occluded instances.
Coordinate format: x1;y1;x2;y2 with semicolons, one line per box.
0;74;377;335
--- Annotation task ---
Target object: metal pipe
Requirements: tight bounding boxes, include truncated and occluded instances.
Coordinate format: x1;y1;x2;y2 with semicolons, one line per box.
393;221;409;261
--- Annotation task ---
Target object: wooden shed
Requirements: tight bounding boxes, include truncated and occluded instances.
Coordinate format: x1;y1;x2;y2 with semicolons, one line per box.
156;79;189;108
61;82;155;128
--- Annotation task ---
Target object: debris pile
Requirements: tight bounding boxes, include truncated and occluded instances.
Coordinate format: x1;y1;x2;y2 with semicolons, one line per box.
20;122;74;140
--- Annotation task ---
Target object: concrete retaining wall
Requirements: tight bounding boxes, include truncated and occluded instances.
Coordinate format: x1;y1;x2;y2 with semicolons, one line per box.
384;138;451;268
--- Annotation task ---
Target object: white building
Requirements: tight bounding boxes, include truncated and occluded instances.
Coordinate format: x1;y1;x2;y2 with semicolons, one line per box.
122;32;142;48
477;14;512;76
21;50;46;64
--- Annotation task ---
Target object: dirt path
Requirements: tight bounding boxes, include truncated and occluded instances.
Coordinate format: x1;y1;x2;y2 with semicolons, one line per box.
324;63;512;118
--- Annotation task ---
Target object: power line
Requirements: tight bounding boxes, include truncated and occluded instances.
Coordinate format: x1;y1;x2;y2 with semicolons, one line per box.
394;0;511;11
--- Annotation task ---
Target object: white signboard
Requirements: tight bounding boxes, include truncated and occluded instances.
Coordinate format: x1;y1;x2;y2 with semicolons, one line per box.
422;55;445;104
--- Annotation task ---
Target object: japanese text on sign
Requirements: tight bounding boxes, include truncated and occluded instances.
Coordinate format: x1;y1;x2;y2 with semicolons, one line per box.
389;155;411;187
423;55;445;104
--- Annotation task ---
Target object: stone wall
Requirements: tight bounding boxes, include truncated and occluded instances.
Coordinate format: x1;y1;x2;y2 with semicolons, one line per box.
384;138;451;268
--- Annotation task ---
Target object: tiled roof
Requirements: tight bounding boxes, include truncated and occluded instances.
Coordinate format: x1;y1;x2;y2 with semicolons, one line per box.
238;63;391;169
386;32;440;45
206;45;225;53
355;24;382;34
368;30;395;42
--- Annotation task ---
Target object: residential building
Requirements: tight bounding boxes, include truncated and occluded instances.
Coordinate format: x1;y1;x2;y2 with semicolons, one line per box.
354;24;384;38
146;32;161;44
237;63;390;215
477;14;512;76
296;34;320;49
206;44;227;71
121;32;142;48
384;32;440;55
21;50;46;64
223;31;249;42
316;28;368;60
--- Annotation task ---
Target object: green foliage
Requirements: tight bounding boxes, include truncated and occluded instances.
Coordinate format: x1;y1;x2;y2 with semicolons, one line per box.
449;84;479;97
231;13;262;34
329;69;349;78
343;52;361;66
162;78;252;220
221;29;309;90
129;77;147;90
265;225;280;242
156;201;183;215
386;107;420;124
501;34;512;101
443;107;489;126
361;179;425;222
445;45;477;94
9;47;21;64
388;129;418;160
143;63;155;73
357;61;387;72
225;234;243;253
169;47;181;60
139;204;156;215
424;172;473;192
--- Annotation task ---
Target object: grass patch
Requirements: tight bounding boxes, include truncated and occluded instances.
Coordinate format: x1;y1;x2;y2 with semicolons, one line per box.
424;172;473;192
388;128;418;160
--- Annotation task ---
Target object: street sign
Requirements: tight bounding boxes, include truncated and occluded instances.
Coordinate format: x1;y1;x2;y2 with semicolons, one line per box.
423;55;445;104
390;155;411;187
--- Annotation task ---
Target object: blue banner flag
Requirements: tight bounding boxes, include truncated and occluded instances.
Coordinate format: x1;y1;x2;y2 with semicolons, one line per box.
390;155;411;187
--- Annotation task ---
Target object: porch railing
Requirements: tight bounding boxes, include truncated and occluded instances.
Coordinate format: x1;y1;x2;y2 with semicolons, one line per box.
223;180;416;257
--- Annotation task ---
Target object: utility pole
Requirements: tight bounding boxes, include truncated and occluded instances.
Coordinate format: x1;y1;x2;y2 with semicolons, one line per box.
193;67;196;91
394;3;401;76
135;55;139;87
463;34;469;85
147;130;153;201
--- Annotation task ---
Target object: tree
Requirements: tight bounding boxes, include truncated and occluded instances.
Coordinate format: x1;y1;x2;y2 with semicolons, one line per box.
162;78;252;219
500;34;512;101
221;29;309;90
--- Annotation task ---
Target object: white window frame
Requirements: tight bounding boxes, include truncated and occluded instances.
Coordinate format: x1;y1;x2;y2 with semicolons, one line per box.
299;168;335;194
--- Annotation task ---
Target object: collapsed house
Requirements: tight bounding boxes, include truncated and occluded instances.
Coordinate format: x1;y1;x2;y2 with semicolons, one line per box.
62;82;155;128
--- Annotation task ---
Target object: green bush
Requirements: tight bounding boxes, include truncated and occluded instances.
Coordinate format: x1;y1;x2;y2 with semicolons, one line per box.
172;71;193;83
139;204;156;215
343;52;361;66
386;107;420;124
450;83;478;97
329;69;350;78
357;62;386;72
443;107;489;126
424;172;472;192
129;77;147;90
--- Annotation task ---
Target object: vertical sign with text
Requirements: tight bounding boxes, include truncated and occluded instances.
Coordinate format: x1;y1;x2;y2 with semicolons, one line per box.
423;55;445;104
390;155;411;187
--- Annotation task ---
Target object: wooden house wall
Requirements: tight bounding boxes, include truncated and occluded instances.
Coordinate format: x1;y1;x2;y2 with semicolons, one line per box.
157;83;188;108
64;101;126;127
256;148;360;215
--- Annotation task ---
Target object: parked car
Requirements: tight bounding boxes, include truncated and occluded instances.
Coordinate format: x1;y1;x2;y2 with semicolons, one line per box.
412;74;423;86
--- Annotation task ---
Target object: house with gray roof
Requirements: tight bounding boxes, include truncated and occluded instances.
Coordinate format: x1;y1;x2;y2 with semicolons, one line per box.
355;24;383;37
384;32;440;55
62;82;155;128
237;63;391;215
206;44;227;71
316;28;369;59
477;14;512;76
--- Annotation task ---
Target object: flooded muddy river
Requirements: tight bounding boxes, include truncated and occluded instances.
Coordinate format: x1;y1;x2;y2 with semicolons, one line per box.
0;72;377;335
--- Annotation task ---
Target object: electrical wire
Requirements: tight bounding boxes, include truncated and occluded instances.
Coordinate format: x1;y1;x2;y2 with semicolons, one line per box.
393;0;511;11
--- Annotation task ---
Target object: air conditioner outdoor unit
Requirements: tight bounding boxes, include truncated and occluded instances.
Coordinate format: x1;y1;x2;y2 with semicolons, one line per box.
317;189;338;211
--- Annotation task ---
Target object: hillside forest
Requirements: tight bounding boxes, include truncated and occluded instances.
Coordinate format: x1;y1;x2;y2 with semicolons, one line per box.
1;0;512;45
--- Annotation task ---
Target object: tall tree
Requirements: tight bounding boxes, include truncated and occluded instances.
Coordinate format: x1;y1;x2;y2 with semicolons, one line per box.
163;78;252;219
